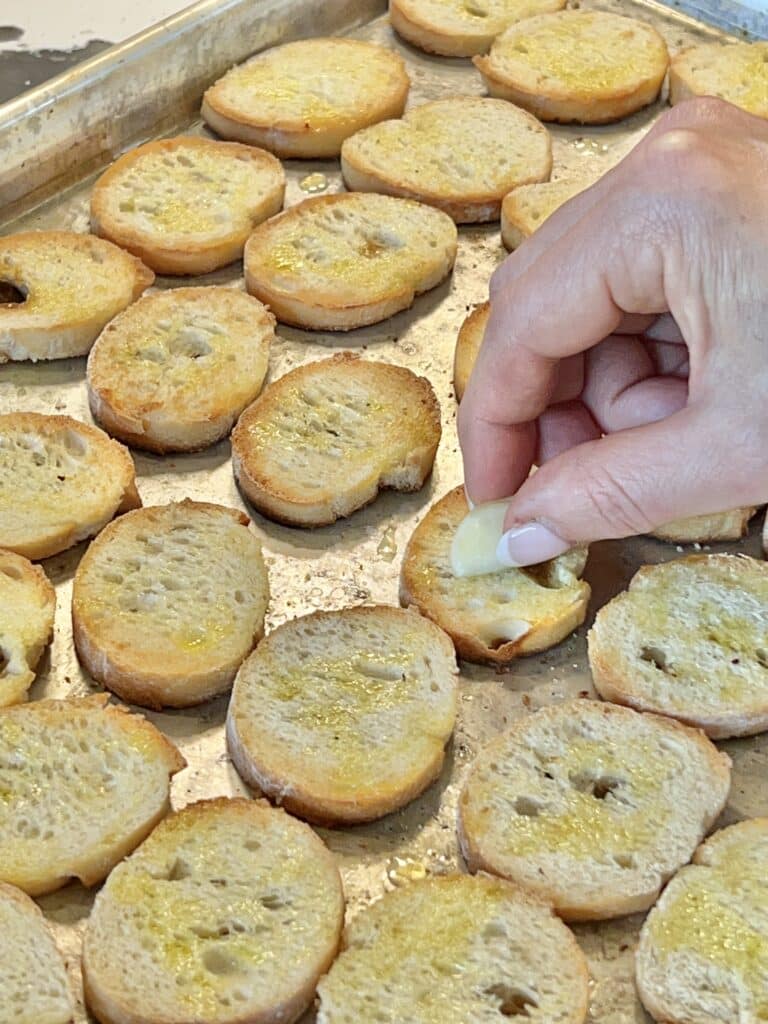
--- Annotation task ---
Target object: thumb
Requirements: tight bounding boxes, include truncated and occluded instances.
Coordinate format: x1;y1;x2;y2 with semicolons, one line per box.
495;407;751;566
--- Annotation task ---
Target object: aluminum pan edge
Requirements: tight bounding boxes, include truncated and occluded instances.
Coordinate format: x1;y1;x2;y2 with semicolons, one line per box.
0;0;386;218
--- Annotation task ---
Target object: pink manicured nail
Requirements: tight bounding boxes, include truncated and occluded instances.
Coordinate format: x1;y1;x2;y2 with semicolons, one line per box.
496;522;569;567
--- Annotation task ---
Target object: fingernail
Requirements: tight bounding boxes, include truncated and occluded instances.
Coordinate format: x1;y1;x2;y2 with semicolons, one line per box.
496;522;569;567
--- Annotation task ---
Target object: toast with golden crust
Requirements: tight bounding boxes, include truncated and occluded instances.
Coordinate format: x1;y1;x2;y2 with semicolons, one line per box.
91;137;285;275
202;38;409;157
244;192;457;330
0;230;152;363
341;97;552;223
232;354;441;527
87;286;274;453
475;11;669;124
72;501;269;709
227;605;458;826
0;412;140;560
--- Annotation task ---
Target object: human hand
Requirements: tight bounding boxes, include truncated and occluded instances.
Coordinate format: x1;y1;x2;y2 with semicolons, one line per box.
458;97;768;567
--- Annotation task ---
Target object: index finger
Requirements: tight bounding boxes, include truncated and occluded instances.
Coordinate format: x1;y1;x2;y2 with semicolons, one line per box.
459;191;669;503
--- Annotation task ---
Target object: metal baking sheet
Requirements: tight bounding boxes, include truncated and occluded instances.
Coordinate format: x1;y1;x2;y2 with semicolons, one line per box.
1;1;767;1020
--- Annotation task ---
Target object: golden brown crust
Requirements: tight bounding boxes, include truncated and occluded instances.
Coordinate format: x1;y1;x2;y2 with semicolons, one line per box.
232;353;442;527
588;554;768;739
0;412;140;561
0;230;153;363
202;38;410;158
453;302;489;401
82;797;344;1024
474;12;669;124
243;192;457;331
400;486;590;665
72;501;267;710
91;138;285;276
457;701;731;921
226;605;458;826
340;98;552;223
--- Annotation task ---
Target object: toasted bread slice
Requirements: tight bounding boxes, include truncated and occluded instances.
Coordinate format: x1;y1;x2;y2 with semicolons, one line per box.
389;0;566;57
588;553;768;739
317;874;589;1024
87;287;275;454
475;11;669;123
0;231;153;363
83;798;344;1024
0;694;184;896
0;549;55;706
72;501;269;709
91;137;285;276
400;487;589;664
650;507;757;543
0;882;74;1024
454;301;489;401
232;354;441;527
458;700;731;921
637;818;768;1024
341;97;552;223
202;38;409;158
670;41;768;118
501;177;590;249
0;412;140;561
244;192;457;330
227;606;458;826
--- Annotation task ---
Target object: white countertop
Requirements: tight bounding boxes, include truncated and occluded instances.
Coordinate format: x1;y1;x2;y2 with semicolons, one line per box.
0;0;192;52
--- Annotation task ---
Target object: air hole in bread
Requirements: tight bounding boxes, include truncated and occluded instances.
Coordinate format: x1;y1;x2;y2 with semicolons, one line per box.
612;852;636;869
202;946;242;976
640;645;671;673
167;857;192;881
0;280;26;305
513;796;541;817
569;771;621;801
485;983;538;1017
63;430;88;458
260;893;286;911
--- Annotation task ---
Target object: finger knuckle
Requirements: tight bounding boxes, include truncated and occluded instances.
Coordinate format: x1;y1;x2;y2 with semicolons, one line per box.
578;463;655;536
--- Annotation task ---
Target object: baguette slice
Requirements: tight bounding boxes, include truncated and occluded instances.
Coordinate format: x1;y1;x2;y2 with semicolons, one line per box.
0;412;140;561
0;882;74;1024
0;231;153;363
87;287;275;453
232;354;441;527
202;38;409;157
341;97;552;223
0;549;55;706
83;798;344;1024
475;11;669;124
458;700;731;921
227;606;458;826
72;501;269;709
650;507;757;543
91;137;285;276
317;874;589;1024
501;177;590;249
0;694;184;896
637;818;768;1024
400;486;590;664
670;41;768;119
389;0;566;57
454;301;489;401
588;553;768;739
244;192;457;330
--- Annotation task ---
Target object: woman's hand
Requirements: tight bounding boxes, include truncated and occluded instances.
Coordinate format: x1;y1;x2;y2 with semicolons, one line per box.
459;97;768;566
